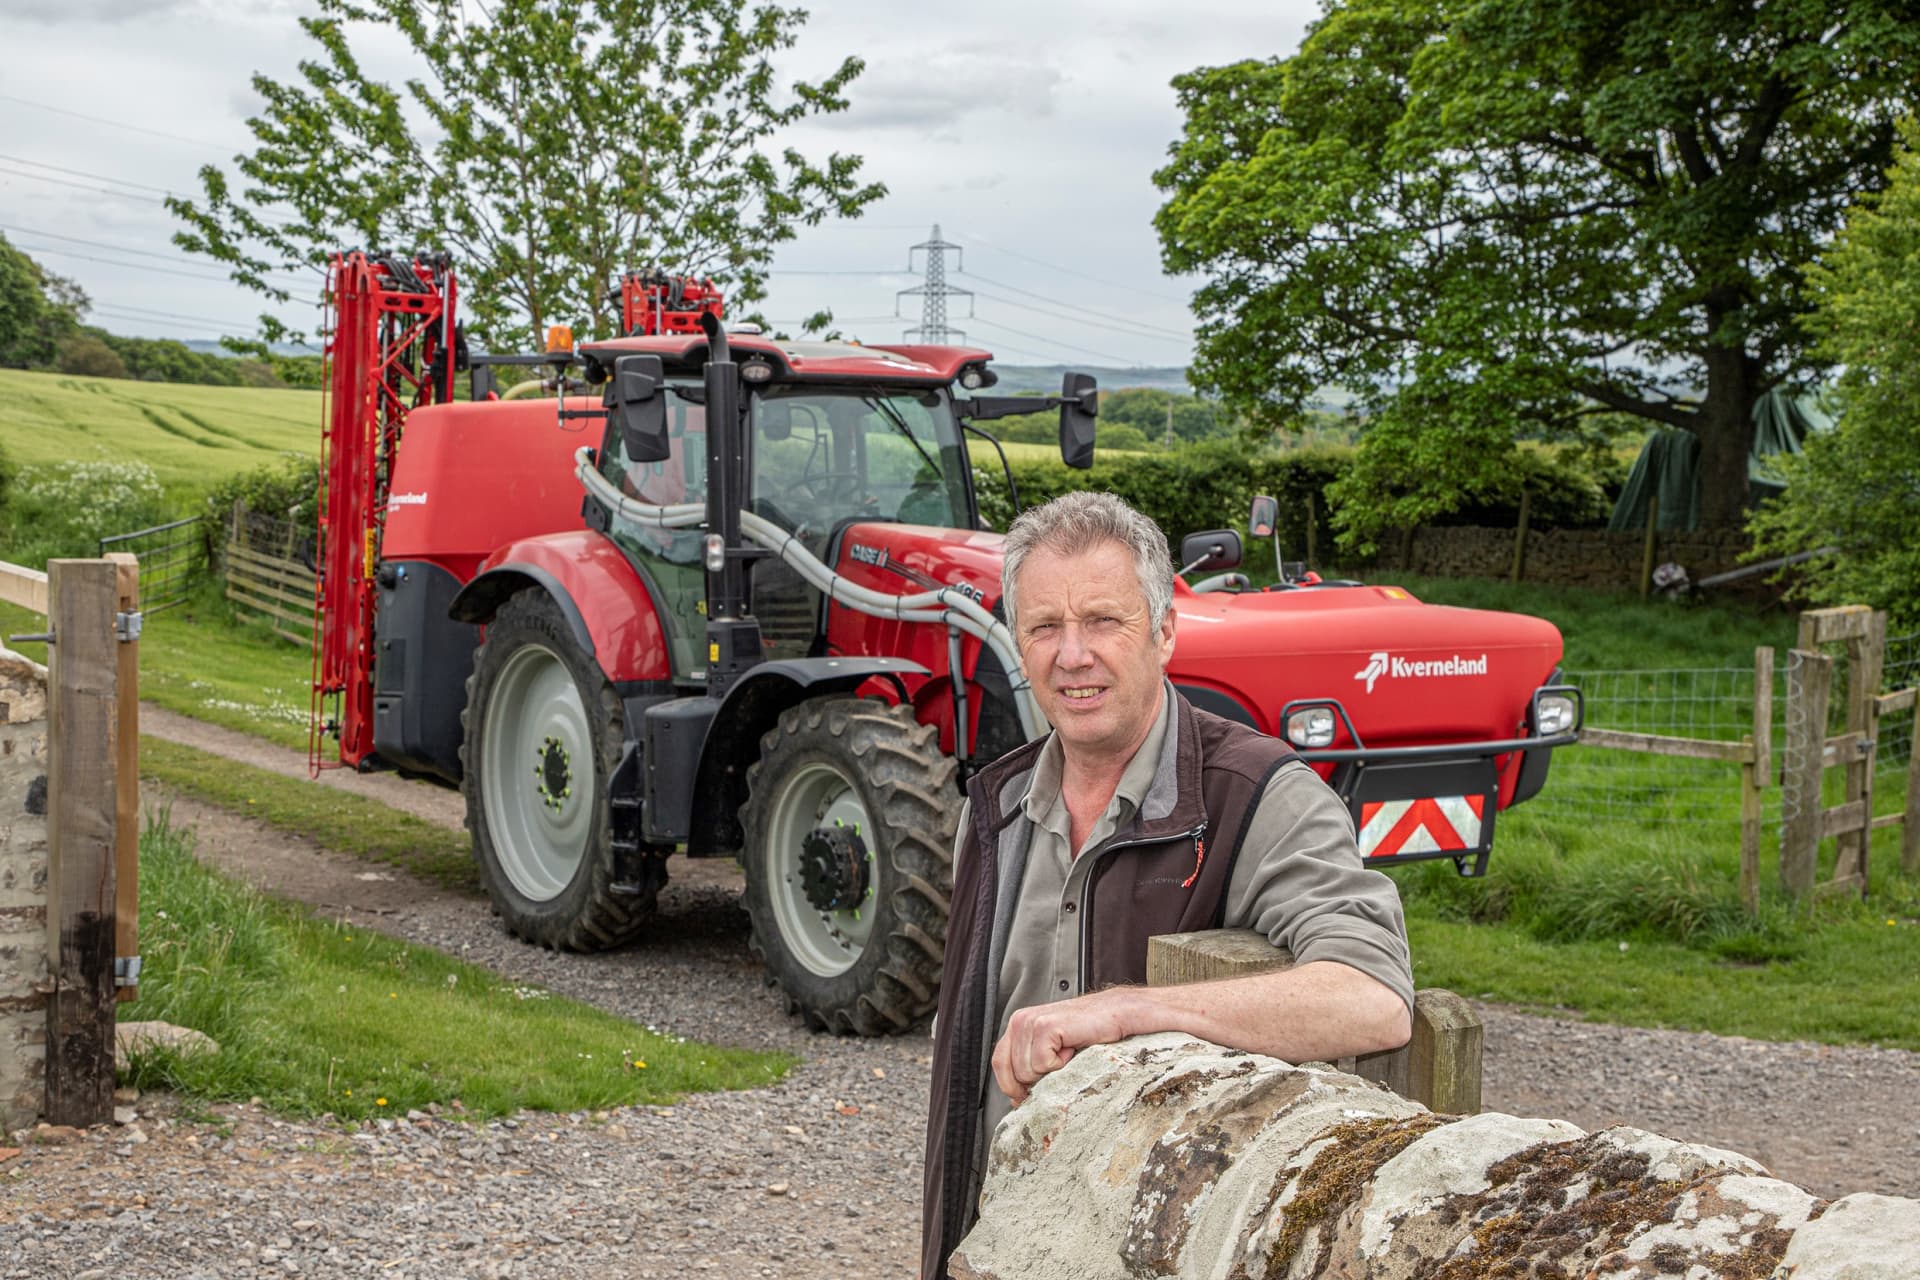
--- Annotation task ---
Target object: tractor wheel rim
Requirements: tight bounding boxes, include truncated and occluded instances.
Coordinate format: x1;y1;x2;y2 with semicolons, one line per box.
481;642;593;902
764;760;878;977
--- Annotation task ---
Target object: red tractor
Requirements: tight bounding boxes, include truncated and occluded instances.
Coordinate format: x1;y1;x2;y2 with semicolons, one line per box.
311;251;1582;1034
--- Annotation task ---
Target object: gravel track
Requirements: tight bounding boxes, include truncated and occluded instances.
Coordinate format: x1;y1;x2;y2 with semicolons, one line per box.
2;707;1914;1278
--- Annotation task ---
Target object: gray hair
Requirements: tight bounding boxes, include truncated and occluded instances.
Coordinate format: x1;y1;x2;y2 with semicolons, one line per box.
1001;491;1174;628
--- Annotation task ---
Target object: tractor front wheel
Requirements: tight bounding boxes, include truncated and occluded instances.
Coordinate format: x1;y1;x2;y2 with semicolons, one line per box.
742;697;958;1035
460;590;658;950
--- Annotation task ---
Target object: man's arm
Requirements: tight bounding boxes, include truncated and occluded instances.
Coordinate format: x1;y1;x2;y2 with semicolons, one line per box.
991;959;1410;1106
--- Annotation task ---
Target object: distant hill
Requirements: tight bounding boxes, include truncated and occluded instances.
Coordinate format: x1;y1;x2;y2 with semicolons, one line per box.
987;365;1192;396
179;339;323;358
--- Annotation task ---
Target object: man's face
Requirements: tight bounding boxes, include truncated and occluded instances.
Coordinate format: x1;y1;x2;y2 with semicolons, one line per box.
1012;539;1176;765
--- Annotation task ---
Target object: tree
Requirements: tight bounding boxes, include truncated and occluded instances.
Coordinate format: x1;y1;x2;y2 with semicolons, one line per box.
0;234;87;369
1748;121;1920;628
56;335;130;380
1154;0;1920;546
171;0;885;351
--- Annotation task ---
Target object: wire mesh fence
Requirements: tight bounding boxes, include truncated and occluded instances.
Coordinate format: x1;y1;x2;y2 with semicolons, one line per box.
1537;629;1919;864
1537;662;1781;834
97;516;208;615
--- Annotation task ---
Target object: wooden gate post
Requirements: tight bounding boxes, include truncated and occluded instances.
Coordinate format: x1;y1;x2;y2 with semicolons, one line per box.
1832;611;1885;892
1739;646;1774;914
1780;648;1832;899
44;559;120;1127
1905;695;1920;878
1145;929;1482;1115
105;553;140;1002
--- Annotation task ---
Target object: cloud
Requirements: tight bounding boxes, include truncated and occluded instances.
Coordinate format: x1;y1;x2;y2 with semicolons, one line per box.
0;0;302;23
821;51;1064;137
0;0;198;23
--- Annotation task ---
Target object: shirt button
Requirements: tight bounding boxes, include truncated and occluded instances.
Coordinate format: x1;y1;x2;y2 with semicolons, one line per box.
1063;901;1077;914
1057;980;1070;992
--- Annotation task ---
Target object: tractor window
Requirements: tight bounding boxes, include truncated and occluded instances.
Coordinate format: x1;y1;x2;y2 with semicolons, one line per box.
598;390;708;680
748;385;970;551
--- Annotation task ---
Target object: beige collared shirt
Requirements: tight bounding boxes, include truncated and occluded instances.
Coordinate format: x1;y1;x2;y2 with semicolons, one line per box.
978;686;1413;1138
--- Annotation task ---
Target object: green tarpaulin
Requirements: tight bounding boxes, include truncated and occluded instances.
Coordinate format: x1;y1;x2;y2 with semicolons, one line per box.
1608;388;1832;532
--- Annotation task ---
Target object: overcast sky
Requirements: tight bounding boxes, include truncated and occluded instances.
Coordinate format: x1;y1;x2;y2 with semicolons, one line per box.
0;0;1322;371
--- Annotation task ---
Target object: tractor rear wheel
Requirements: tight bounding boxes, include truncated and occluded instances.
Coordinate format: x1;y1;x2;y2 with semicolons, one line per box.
461;590;658;950
742;696;958;1035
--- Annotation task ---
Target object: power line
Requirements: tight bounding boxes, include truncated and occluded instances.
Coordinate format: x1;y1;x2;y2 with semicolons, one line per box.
2;222;314;287
953;228;1189;306
968;286;1192;344
956;270;1191;340
0;93;231;153
13;240;316;297
93;299;264;329
0;154;177;197
90;308;241;338
0;156;307;233
2;222;229;269
967;316;1141;367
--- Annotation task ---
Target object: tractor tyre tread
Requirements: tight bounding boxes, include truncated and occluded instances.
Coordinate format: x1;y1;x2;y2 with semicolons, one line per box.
742;696;959;1037
459;590;656;953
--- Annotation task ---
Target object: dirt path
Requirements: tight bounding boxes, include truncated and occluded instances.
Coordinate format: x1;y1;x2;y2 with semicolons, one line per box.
96;706;1920;1215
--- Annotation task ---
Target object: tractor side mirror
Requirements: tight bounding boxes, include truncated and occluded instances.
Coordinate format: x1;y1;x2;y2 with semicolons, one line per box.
1249;494;1278;539
608;354;669;462
1179;529;1243;576
1059;372;1098;470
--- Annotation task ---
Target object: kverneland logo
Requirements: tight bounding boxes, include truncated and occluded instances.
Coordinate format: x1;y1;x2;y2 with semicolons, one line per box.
1354;650;1489;694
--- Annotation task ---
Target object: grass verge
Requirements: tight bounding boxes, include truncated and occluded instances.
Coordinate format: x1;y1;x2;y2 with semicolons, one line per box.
141;736;477;892
126;808;791;1119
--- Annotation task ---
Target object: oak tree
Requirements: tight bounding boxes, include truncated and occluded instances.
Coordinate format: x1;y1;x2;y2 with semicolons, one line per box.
1154;0;1920;543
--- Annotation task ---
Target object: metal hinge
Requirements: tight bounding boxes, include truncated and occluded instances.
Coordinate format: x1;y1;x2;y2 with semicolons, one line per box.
116;611;143;643
115;956;142;986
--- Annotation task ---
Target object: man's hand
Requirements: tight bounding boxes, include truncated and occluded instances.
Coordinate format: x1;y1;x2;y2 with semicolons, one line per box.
989;963;1411;1107
991;989;1135;1106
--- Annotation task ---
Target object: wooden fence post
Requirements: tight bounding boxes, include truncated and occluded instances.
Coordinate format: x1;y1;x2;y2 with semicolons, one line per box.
1740;646;1774;915
1781;648;1832;899
1145;929;1482;1115
44;559;119;1127
1509;489;1531;584
1304;493;1317;567
1905;696;1920;878
1832;611;1885;893
104;553;140;1002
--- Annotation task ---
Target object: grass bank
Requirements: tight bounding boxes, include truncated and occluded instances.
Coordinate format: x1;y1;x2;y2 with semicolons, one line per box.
140;737;475;891
127;809;791;1120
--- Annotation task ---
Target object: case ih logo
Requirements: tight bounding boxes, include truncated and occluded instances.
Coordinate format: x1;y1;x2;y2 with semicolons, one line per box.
1354;650;1489;694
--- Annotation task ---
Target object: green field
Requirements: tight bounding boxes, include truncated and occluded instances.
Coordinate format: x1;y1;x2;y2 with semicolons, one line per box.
0;367;320;500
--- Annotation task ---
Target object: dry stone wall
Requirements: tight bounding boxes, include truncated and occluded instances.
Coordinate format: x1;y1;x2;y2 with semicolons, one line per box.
0;646;49;1132
951;1033;1914;1279
1369;526;1768;600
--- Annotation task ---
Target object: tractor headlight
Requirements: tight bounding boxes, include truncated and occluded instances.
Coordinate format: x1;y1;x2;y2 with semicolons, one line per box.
703;533;726;573
1285;706;1336;749
1534;691;1579;736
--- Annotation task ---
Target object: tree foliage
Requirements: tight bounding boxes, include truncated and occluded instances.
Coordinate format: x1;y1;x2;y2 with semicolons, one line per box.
0;233;87;369
1155;0;1920;546
1748;121;1920;628
170;0;885;350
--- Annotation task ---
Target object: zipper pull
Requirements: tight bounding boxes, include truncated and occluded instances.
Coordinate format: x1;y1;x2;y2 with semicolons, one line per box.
1181;834;1207;889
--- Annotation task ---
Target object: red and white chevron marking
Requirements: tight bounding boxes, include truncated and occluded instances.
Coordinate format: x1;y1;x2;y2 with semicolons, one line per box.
1357;795;1487;858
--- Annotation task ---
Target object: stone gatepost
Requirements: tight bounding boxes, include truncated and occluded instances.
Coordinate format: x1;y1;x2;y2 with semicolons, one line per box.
0;645;50;1131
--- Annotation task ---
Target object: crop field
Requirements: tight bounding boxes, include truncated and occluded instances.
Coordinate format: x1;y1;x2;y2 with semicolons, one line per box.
0;368;320;499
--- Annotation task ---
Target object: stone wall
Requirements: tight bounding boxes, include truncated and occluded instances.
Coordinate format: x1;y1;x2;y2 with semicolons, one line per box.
0;646;49;1132
952;1033;1913;1279
1368;526;1772;601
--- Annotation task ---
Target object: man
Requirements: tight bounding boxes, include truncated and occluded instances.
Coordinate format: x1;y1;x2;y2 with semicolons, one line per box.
921;492;1413;1279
